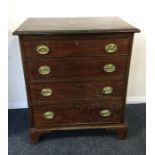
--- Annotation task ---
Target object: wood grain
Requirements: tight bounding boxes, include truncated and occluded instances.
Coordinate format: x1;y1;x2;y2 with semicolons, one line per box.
12;17;140;142
22;38;130;58
26;57;128;82
13;17;140;35
29;80;125;101
32;101;123;127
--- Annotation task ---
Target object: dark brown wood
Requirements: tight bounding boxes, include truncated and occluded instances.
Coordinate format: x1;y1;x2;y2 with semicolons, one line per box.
12;17;140;35
12;17;140;143
20;33;133;41
116;124;128;139
121;35;134;123
29;129;42;144
22;38;130;58
26;57;128;82
29;80;125;101
29;123;127;143
32;101;123;127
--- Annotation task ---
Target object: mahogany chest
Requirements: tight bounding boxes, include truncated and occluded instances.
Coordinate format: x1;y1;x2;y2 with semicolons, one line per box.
13;17;140;143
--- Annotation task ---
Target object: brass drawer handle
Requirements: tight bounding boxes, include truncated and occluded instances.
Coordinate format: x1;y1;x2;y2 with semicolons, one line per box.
41;88;53;96
103;64;116;73
38;65;51;75
100;109;111;117
36;45;49;54
105;43;118;53
43;111;54;119
102;86;113;94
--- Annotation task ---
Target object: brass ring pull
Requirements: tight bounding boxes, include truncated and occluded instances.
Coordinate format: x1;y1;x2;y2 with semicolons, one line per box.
36;45;50;54
43;111;54;119
38;65;51;75
100;109;111;117
105;43;118;53
41;88;53;96
103;64;116;73
102;86;113;94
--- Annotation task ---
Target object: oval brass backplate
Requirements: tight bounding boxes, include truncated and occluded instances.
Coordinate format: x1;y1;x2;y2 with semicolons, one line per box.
100;109;111;117
38;65;51;75
41;88;53;96
102;86;113;95
105;43;118;53
36;45;50;54
103;64;116;73
43;111;54;119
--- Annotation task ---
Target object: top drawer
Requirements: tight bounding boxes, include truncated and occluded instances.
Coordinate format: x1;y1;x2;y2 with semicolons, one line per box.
22;38;130;58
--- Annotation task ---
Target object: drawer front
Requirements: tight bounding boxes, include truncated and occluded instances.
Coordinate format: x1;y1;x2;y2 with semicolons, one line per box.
22;38;130;58
26;57;128;81
32;100;123;127
30;80;125;101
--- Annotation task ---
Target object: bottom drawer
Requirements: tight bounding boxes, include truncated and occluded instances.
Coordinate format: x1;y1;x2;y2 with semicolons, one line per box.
32;100;123;127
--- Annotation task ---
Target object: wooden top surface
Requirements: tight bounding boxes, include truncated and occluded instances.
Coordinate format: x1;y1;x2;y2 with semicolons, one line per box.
13;17;140;35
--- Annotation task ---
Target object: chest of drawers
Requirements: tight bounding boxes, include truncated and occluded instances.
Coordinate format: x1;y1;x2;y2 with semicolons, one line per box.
13;17;140;143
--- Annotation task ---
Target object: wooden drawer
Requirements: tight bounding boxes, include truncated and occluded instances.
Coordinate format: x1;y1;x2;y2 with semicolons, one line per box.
32;100;123;127
26;57;128;81
22;38;130;58
29;80;125;101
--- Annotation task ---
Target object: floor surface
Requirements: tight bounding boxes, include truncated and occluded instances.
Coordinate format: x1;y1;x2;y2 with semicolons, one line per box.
8;104;146;155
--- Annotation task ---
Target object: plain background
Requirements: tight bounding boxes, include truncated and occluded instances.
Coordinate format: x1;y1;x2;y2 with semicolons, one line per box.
8;0;146;109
